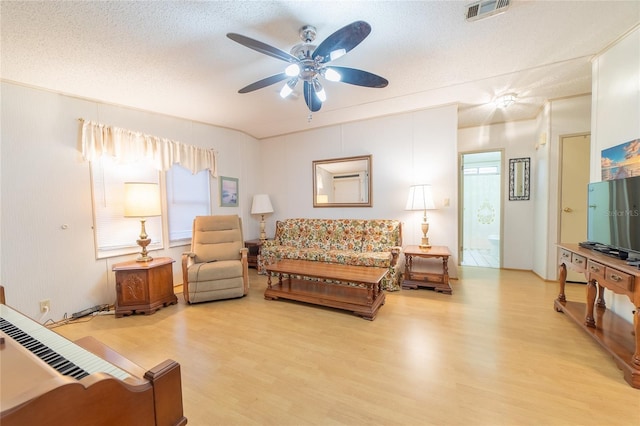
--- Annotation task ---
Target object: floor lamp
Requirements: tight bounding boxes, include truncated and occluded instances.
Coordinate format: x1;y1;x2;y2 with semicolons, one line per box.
251;194;274;242
406;184;436;249
124;182;161;262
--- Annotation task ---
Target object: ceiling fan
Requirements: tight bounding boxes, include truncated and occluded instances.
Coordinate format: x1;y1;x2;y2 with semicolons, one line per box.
227;21;388;112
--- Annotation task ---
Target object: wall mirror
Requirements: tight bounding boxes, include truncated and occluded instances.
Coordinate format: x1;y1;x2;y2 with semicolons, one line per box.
313;155;372;207
509;157;530;201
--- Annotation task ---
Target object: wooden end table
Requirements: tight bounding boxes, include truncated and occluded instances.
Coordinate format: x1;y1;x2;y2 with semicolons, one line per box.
244;239;263;269
112;257;177;318
403;245;452;294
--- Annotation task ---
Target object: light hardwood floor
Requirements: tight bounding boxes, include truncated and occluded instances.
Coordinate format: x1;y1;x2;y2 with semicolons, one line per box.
55;267;640;425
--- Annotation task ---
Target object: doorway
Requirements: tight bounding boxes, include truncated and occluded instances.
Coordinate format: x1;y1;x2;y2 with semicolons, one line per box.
559;133;591;283
460;151;503;268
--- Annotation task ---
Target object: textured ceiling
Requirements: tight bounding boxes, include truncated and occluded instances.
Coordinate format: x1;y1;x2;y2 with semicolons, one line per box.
1;1;639;139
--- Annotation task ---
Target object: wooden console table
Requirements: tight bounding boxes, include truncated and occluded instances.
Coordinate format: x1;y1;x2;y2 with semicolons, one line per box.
264;259;388;320
403;245;452;294
112;257;177;318
555;243;640;388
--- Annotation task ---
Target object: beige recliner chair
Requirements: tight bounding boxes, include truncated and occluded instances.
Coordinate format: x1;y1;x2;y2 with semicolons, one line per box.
181;215;249;303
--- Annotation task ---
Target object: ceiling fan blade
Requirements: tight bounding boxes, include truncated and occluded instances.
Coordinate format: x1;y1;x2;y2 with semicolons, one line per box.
238;73;289;93
227;33;298;63
312;21;371;64
303;81;322;112
327;66;388;88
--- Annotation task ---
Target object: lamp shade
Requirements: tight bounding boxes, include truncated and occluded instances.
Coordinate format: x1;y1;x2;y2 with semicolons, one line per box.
405;184;436;211
124;182;161;218
251;194;274;215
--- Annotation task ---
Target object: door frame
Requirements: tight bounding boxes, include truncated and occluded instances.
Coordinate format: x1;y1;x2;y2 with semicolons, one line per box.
458;149;504;267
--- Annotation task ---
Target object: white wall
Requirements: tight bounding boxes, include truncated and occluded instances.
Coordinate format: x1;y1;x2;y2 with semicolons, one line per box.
458;96;591;275
543;95;592;279
260;105;460;278
590;26;640;323
533;103;551;278
458;120;538;270
1;82;260;320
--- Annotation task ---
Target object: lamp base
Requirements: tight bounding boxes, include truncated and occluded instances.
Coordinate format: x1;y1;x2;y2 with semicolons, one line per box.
136;237;153;262
259;214;267;242
420;221;431;250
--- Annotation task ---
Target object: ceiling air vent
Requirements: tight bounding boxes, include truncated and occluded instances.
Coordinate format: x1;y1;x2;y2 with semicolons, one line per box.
465;0;510;21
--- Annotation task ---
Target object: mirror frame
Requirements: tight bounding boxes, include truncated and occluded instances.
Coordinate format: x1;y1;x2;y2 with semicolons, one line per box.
509;157;530;201
313;155;372;208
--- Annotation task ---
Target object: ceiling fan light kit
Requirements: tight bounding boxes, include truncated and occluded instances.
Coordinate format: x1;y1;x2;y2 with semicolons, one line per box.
227;21;388;113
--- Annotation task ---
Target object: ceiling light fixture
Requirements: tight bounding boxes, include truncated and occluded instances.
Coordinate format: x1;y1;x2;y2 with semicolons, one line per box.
285;63;300;77
495;93;517;108
279;78;298;98
312;79;326;102
322;67;342;82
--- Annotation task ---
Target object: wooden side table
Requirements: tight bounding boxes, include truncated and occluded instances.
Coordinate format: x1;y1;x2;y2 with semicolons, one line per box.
245;239;263;269
112;257;177;318
403;245;452;294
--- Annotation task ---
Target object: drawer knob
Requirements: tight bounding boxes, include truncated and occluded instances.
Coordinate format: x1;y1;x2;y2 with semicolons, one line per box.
610;274;621;282
590;266;599;272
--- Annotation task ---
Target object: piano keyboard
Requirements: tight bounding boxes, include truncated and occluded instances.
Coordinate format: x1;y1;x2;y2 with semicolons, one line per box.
0;304;131;381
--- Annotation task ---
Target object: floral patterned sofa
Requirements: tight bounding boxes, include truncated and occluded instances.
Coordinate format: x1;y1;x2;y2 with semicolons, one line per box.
260;218;404;291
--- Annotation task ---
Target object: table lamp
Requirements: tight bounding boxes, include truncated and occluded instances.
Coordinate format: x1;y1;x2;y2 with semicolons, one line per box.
251;194;274;242
406;184;436;249
124;182;161;262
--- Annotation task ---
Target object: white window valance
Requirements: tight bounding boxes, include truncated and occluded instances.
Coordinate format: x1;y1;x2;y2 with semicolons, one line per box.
80;119;218;177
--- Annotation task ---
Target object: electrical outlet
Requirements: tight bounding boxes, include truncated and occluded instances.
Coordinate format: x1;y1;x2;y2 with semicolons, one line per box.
39;299;50;313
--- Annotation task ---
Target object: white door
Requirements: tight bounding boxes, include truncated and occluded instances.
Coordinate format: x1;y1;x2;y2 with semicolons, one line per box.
560;134;591;283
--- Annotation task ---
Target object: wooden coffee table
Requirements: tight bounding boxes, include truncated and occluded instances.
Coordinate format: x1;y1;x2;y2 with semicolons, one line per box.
264;259;388;320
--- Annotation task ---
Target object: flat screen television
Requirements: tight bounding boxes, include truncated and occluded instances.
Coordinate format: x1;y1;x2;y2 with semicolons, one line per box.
587;175;640;260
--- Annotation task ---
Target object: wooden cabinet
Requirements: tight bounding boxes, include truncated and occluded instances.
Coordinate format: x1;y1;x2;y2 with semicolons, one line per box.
112;257;177;318
555;243;640;388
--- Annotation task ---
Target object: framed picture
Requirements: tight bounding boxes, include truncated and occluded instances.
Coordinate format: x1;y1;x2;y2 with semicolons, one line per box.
601;139;640;181
220;176;239;207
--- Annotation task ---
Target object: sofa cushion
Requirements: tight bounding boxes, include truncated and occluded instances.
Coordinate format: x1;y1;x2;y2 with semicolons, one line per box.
326;219;365;251
362;220;402;252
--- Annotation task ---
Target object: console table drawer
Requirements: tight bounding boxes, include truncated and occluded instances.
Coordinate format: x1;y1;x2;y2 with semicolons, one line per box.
587;260;606;281
604;268;634;293
559;248;572;262
571;253;587;270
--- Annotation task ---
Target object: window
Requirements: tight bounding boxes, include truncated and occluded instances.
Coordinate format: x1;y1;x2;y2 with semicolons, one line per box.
91;160;211;259
166;165;211;245
91;157;163;259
